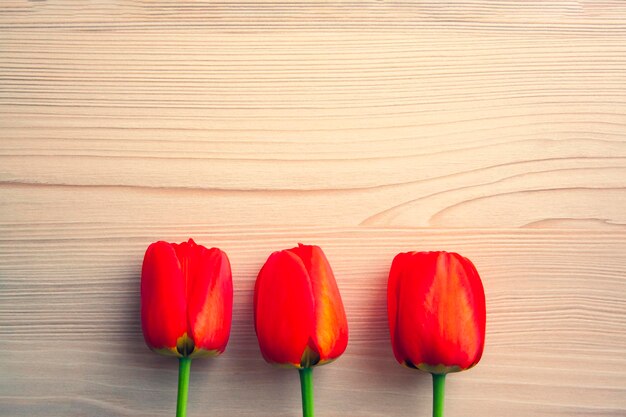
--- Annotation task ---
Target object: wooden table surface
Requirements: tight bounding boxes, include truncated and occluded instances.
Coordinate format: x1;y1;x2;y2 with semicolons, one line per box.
1;1;625;416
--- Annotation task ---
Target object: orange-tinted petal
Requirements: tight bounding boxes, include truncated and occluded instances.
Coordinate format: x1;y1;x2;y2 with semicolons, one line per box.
254;250;315;367
431;253;482;367
185;243;233;356
288;244;348;362
140;241;187;355
456;254;486;368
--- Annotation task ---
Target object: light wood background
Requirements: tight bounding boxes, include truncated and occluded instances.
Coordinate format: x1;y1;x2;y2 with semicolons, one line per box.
1;1;625;416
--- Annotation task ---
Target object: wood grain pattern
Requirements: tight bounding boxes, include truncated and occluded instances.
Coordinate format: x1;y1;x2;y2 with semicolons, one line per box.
1;1;625;416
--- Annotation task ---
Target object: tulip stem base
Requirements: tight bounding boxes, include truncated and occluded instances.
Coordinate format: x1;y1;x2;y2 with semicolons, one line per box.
299;367;314;417
177;357;191;417
432;373;446;417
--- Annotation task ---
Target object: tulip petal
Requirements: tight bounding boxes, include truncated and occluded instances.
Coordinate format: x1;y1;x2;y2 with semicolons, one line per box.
183;242;233;356
387;251;412;365
431;253;483;369
395;251;440;368
457;254;486;367
254;251;315;367
288;244;348;361
141;241;187;356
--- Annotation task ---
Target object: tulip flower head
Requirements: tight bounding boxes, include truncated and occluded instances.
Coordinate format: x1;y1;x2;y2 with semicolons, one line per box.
141;238;233;417
254;243;348;368
387;251;486;417
254;243;348;416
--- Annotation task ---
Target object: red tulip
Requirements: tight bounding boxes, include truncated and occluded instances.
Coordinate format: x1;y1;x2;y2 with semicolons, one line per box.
141;238;233;417
254;244;348;417
387;251;486;417
254;244;348;367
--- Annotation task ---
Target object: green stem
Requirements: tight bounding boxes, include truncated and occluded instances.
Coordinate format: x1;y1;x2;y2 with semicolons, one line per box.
298;367;314;417
432;373;446;417
177;357;192;417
